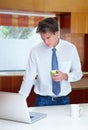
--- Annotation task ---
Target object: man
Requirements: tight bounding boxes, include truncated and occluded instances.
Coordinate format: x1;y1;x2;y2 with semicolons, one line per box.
19;17;83;106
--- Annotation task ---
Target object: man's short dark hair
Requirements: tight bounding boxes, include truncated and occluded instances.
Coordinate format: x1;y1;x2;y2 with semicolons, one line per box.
36;17;59;33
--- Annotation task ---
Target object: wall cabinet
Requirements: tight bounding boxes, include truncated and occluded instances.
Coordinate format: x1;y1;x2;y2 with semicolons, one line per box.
0;0;88;13
71;13;88;33
60;13;88;33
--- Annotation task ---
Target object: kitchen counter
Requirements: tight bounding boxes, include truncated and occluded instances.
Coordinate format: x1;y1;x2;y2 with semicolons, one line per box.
0;103;88;130
0;71;25;76
71;78;88;89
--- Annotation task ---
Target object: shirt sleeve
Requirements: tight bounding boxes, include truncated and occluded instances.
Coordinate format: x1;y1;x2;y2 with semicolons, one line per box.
67;46;83;82
18;49;37;99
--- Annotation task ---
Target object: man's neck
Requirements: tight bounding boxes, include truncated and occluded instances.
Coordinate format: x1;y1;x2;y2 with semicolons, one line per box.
53;38;59;47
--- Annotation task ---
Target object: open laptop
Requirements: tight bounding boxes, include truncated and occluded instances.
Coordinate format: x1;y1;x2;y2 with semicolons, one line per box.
0;91;47;124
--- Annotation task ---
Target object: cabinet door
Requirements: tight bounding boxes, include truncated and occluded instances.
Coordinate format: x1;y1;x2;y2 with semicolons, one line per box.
0;76;36;107
70;89;88;104
71;13;88;33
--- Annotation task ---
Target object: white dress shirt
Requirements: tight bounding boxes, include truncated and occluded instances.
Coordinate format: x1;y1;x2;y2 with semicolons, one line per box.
19;39;83;98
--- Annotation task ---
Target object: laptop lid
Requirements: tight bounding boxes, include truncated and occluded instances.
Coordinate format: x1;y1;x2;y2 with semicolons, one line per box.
0;91;47;124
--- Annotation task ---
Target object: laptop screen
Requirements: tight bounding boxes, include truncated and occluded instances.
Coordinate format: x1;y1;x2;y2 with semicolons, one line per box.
0;91;47;123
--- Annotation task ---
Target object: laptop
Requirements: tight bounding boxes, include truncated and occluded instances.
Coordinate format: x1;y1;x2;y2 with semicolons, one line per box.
0;91;47;124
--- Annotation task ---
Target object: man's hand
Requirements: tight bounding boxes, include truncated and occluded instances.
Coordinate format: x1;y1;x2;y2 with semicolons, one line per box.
52;70;68;82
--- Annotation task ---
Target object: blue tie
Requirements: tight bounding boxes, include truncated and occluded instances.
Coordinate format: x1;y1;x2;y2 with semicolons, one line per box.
52;48;61;95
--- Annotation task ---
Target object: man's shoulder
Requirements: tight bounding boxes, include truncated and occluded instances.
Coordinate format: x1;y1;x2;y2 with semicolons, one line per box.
31;42;46;54
60;39;76;48
32;42;42;49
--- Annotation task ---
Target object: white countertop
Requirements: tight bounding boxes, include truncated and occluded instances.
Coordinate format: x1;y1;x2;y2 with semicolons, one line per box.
0;103;88;130
0;71;87;76
0;71;25;76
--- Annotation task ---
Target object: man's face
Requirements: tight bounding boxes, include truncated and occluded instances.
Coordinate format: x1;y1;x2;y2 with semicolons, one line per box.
40;31;59;48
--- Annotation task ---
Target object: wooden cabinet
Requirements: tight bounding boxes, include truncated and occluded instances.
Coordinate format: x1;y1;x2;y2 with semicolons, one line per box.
0;76;36;107
1;0;88;13
83;34;88;71
60;13;71;34
0;76;22;92
70;89;88;104
71;13;88;33
70;78;88;104
60;13;88;34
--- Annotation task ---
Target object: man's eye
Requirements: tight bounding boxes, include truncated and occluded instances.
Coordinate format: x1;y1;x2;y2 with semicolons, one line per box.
47;37;50;39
